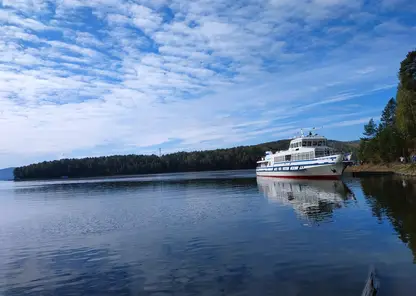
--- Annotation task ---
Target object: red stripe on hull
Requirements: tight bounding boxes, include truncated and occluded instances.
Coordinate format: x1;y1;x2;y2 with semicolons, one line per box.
257;175;341;180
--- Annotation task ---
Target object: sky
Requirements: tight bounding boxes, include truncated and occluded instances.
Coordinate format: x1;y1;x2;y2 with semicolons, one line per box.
0;0;415;168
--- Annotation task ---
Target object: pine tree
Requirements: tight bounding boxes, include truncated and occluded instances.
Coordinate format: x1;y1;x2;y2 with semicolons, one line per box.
363;118;377;139
380;98;397;128
399;50;416;91
396;50;416;148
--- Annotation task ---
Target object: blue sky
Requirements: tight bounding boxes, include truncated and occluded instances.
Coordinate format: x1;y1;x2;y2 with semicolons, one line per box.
0;0;415;168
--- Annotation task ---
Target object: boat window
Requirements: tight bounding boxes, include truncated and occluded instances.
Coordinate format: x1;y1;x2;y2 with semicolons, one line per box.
275;156;284;162
302;141;306;147
285;155;291;161
318;141;322;146
307;141;312;146
313;141;317;146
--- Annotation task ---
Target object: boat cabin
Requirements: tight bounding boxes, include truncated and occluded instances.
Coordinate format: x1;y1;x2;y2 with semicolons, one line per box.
289;137;327;150
288;136;334;159
257;134;337;167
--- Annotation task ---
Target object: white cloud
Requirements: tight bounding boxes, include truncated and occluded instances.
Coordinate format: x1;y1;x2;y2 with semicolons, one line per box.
106;13;130;26
74;31;105;48
0;9;50;30
130;4;162;33
1;0;51;15
326;117;377;128
380;0;413;10
0;0;414;167
374;20;416;34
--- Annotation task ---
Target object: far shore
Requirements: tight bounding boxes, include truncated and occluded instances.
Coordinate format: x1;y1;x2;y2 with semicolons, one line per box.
345;163;416;177
12;169;255;182
12;165;416;181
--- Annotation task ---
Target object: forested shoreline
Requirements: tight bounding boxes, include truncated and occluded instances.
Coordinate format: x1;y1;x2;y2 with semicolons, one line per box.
358;50;416;163
13;140;356;180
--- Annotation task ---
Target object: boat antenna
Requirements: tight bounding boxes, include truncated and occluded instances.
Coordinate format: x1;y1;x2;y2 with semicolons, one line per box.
312;126;324;135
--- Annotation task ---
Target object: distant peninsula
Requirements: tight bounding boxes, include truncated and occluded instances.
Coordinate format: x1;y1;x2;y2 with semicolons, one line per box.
0;167;15;181
13;139;357;180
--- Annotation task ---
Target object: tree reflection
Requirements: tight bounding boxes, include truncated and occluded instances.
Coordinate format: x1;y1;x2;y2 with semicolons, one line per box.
360;177;416;262
257;178;355;223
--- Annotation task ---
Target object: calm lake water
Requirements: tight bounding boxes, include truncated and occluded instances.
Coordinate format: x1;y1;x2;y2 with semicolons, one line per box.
1;170;416;296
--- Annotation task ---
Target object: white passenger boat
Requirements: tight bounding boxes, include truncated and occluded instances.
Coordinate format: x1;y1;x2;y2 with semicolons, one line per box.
256;131;352;180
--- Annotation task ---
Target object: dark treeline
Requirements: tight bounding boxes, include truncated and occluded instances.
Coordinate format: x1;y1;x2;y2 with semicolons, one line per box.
358;50;416;163
13;140;355;180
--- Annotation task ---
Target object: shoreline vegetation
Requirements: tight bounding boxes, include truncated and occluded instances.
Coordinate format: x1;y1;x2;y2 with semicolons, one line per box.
345;163;416;177
356;50;416;173
13;139;357;181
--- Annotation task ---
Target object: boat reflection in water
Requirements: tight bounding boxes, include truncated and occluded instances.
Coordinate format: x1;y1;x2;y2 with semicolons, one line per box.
257;177;355;223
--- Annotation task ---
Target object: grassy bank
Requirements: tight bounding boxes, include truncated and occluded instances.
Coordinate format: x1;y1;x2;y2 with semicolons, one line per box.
346;163;416;176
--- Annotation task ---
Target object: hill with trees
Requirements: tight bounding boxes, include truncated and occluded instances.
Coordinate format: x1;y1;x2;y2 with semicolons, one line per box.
358;50;416;163
13;139;356;180
0;167;14;180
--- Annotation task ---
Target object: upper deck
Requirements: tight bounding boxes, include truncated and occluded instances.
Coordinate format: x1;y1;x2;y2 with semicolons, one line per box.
288;135;328;151
257;133;337;164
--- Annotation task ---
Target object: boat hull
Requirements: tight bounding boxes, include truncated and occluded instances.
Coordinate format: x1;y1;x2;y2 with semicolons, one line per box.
256;161;345;180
